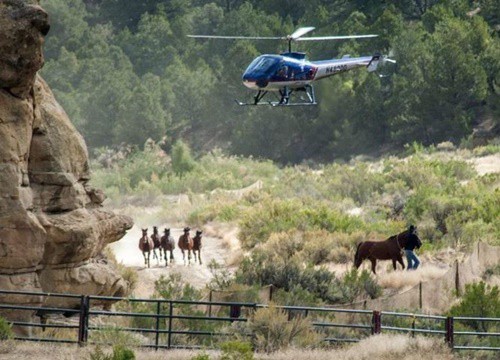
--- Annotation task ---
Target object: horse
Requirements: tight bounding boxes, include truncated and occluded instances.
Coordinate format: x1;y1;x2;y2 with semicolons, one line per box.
354;229;422;274
150;226;161;264
178;227;194;265
193;230;203;265
138;228;154;268
160;228;175;266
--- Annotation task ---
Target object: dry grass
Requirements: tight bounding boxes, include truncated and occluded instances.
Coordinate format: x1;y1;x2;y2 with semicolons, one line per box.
0;334;457;359
203;222;243;266
378;264;449;290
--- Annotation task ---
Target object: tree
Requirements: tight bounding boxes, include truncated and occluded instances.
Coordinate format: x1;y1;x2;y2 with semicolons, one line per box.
171;140;196;177
448;282;500;332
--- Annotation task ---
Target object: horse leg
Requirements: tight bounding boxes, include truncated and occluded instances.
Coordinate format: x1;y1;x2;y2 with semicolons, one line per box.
170;250;174;262
370;258;377;274
198;250;202;265
397;255;405;270
142;252;147;265
188;250;192;265
392;259;397;270
181;249;186;265
147;252;151;268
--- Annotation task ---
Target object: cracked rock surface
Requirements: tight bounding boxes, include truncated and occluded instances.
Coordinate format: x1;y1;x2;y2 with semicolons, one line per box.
0;0;133;324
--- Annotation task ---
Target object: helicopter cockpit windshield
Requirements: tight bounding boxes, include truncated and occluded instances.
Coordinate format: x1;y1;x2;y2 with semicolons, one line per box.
244;55;280;76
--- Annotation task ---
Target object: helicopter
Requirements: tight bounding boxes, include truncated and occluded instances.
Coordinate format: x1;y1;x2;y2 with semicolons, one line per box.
188;27;395;106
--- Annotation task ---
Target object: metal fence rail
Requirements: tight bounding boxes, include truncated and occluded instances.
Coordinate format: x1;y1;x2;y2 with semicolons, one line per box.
0;289;498;352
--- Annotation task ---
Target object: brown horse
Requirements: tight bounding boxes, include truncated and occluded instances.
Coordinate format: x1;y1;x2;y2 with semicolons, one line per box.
138;228;154;268
150;226;161;264
193;230;203;265
160;228;175;266
354;229;421;274
178;227;194;265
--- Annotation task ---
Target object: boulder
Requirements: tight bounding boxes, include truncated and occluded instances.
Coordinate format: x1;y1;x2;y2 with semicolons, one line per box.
0;0;133;327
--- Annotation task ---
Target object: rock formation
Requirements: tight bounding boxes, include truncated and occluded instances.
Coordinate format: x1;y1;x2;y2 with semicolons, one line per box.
0;0;133;324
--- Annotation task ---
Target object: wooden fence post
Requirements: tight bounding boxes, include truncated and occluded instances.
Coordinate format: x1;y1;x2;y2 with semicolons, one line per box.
445;317;454;348
371;311;381;335
419;282;423;309
167;301;173;349
78;295;90;346
155;301;161;351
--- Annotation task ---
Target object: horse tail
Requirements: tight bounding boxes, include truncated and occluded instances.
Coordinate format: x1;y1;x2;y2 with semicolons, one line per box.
354;242;363;265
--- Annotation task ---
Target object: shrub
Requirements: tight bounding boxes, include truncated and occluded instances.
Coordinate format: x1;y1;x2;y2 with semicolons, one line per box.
245;305;321;352
190;352;211;360
89;326;141;348
88;345;135;360
339;269;382;303
219;340;254;360
238;199;362;249
154;273;202;301
448;282;500;332
272;285;322;307
171;140;196;178
236;250;342;304
0;317;13;341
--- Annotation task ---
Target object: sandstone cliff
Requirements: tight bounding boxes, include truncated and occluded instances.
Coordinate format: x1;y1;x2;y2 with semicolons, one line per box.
0;0;133;323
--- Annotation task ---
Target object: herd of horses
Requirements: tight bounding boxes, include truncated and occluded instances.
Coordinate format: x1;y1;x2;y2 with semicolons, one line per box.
138;225;422;273
138;227;203;267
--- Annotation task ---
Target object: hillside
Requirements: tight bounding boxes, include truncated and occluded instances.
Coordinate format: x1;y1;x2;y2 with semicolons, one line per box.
40;0;500;163
100;142;500;308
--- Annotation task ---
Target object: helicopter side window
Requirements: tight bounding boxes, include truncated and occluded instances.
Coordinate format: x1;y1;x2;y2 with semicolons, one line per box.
277;65;288;78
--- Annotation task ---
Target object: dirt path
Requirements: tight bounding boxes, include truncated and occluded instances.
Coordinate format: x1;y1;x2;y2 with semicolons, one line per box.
110;225;232;298
470;153;500;175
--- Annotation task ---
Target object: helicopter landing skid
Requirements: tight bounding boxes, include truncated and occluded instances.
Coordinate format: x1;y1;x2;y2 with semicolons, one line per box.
235;85;317;106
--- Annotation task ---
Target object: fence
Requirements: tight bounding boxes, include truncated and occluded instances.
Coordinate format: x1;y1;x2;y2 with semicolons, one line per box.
0;289;498;352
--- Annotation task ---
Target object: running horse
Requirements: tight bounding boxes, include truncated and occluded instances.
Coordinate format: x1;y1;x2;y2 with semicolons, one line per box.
160;228;175;266
138;228;154;268
178;227;194;265
150;226;161;265
354;228;422;274
193;230;203;265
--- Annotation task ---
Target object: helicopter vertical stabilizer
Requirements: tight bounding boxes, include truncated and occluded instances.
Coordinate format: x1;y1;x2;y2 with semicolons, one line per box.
367;54;381;72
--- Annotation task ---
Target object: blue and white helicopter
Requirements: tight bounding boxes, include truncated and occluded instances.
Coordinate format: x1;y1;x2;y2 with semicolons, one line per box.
189;27;395;106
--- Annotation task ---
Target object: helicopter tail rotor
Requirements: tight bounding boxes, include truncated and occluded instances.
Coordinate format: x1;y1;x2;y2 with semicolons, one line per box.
367;54;381;72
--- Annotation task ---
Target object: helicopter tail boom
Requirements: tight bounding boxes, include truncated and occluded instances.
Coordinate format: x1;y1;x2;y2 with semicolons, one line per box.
367;54;381;72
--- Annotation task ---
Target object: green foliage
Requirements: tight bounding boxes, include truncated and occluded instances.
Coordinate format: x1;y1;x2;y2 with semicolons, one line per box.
88;345;135;360
219;340;254;360
154;273;201;301
238;199;362;249
41;0;500;162
89;326;141;348
339;269;382;302
449;282;500;332
190;352;212;360
243;305;321;353
171;140;196;178
0;317;13;341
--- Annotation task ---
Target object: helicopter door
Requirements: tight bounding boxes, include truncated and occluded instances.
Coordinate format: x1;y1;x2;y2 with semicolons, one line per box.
276;64;295;81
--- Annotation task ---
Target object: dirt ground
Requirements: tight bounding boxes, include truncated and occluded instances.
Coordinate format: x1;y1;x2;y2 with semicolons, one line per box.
110;224;238;298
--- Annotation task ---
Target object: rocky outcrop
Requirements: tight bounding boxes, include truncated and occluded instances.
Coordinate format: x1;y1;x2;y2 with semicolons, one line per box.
0;0;133;324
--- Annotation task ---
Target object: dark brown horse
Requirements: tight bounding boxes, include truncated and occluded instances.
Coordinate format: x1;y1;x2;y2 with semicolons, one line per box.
354;229;421;274
160;228;175;266
178;227;194;265
150;226;161;264
138;228;154;268
193;230;203;265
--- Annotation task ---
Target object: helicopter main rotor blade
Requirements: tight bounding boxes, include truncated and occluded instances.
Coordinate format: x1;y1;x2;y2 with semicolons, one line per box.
188;35;284;40
296;34;378;41
289;27;315;39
